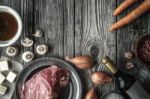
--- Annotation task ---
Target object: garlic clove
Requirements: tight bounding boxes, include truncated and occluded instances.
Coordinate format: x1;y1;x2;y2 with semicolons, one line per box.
125;62;134;69
33;29;43;37
85;87;97;99
91;72;112;85
65;55;94;69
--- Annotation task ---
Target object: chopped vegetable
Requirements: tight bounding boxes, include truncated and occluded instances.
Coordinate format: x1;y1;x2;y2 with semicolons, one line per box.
6;71;17;83
0;85;7;95
0;60;9;71
0;73;5;84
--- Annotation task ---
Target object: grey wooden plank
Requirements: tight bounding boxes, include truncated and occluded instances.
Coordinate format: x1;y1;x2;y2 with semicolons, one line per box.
116;0;150;93
34;0;75;58
75;0;116;97
0;0;34;65
63;0;75;58
34;0;64;58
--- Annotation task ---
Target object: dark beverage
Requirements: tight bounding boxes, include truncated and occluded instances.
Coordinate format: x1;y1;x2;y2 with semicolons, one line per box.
0;12;18;41
102;56;150;99
114;69;135;99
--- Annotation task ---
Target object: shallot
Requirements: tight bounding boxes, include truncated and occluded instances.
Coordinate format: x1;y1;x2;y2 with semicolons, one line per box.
65;55;94;69
91;72;112;85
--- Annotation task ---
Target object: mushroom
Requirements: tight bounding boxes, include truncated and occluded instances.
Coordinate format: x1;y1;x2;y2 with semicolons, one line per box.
6;46;18;57
33;29;43;38
36;44;48;55
21;37;33;47
22;51;34;62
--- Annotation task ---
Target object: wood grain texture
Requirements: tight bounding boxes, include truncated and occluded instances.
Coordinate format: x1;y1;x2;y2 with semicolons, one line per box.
75;0;116;97
116;0;150;93
34;0;64;58
33;0;75;65
0;0;150;99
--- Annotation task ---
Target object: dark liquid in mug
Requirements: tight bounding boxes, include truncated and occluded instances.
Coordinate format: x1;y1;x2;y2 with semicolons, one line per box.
0;12;18;41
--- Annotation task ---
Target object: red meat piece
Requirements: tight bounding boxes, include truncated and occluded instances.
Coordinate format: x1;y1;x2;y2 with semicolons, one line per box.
21;65;70;99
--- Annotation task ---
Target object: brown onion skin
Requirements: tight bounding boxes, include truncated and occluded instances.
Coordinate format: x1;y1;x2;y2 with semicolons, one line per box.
91;72;112;85
65;55;94;69
85;87;97;99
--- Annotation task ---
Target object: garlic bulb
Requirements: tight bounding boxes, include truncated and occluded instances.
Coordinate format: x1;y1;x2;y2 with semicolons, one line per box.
91;72;112;85
125;62;134;69
124;52;134;60
85;87;97;99
65;55;94;69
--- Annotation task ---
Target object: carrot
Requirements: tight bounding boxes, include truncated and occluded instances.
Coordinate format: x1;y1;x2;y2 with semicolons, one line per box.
113;0;138;16
109;0;150;32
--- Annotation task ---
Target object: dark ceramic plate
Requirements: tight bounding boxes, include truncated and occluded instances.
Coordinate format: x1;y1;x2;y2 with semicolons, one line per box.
15;57;83;99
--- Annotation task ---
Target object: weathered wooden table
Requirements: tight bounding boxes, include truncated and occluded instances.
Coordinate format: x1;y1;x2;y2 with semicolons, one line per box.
0;0;150;99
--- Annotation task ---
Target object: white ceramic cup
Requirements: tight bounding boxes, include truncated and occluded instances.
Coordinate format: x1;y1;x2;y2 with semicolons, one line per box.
0;6;22;47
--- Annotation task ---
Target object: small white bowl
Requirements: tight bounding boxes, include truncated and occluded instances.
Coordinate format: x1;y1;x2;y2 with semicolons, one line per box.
0;6;22;47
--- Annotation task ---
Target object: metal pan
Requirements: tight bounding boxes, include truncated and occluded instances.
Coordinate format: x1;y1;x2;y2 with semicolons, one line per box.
15;57;83;99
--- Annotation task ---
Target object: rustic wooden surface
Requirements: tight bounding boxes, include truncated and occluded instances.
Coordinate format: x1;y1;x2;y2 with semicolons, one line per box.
0;0;150;99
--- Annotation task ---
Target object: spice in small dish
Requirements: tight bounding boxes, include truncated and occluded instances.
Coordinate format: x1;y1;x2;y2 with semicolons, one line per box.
136;35;150;64
100;92;124;99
